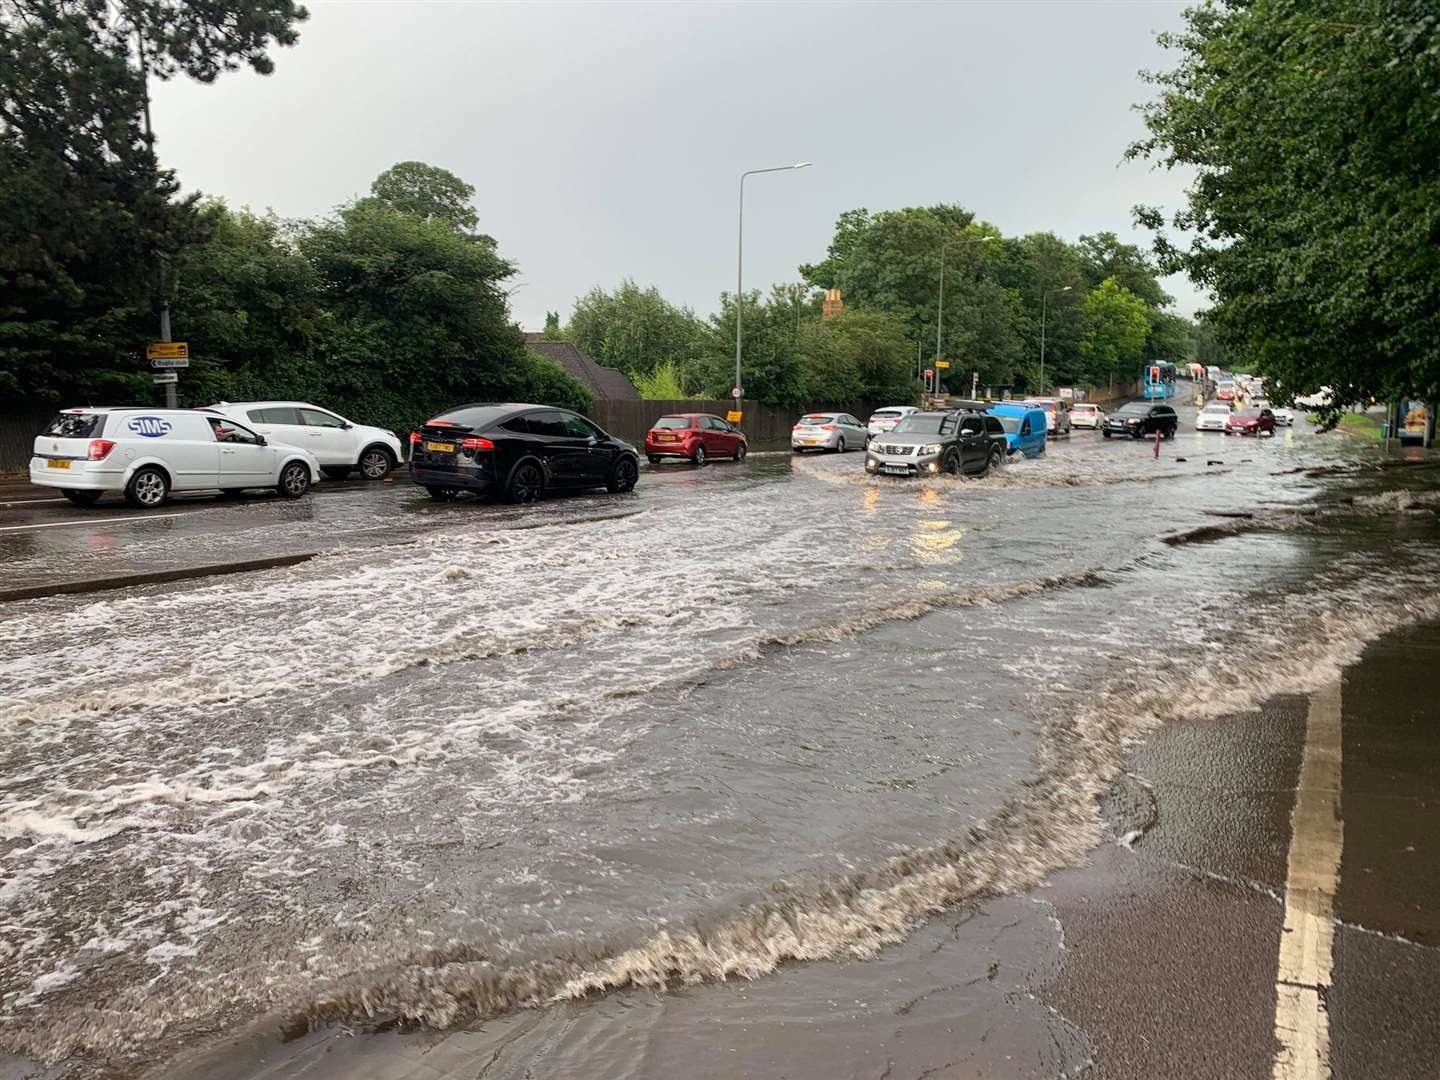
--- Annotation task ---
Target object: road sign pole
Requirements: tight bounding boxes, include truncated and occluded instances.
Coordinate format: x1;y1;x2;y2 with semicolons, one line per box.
158;266;176;408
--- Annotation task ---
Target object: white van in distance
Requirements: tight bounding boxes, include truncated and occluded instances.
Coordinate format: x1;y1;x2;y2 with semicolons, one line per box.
30;408;321;508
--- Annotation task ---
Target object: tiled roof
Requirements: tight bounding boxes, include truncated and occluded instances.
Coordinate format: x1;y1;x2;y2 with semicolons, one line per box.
525;338;640;400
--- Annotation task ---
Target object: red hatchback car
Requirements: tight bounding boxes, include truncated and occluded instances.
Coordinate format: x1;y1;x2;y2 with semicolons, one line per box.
644;413;748;465
1225;407;1277;437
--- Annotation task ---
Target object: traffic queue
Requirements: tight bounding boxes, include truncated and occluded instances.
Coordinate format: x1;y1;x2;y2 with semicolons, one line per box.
32;377;1251;508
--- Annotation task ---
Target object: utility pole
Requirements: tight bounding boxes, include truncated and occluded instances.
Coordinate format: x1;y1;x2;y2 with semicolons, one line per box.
135;18;177;408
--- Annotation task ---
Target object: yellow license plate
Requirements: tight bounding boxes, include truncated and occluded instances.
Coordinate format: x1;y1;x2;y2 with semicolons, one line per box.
657;435;676;442
804;438;820;444
47;458;70;469
425;442;455;453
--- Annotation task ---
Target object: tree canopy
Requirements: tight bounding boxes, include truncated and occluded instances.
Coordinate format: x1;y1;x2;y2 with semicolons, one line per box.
1131;0;1440;412
367;161;480;233
0;0;307;404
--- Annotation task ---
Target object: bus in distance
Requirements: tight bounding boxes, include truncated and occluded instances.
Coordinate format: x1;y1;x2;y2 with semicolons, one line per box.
1143;362;1177;400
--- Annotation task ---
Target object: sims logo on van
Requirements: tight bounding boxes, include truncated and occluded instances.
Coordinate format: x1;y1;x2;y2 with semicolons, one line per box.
127;416;172;437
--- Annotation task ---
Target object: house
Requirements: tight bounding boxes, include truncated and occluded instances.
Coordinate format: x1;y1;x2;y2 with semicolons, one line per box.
523;334;639;400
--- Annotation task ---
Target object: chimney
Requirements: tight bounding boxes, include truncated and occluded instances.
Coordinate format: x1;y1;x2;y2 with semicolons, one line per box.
822;288;844;320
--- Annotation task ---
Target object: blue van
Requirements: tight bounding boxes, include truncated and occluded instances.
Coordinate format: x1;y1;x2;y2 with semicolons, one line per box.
987;402;1048;458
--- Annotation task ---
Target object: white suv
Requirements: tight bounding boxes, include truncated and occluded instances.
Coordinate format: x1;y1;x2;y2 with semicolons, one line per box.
30;408;320;508
204;401;403;480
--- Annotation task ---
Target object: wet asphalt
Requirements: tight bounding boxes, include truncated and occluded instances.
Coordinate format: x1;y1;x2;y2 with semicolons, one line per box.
2;399;1439;1080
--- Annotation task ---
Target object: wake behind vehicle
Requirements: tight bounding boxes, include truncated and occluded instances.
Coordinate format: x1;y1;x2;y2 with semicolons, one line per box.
409;403;638;502
987;402;1047;458
1102;402;1179;439
643;413;746;464
204;401;403;480
864;409;1007;477
792;412;868;453
30;408;320;507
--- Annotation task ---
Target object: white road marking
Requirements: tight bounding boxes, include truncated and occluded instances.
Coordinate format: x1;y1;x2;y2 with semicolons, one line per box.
0;512;192;533
1272;680;1343;1080
0;498;67;506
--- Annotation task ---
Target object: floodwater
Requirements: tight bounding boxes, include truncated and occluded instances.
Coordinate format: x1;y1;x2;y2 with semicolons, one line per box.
2;407;1438;1078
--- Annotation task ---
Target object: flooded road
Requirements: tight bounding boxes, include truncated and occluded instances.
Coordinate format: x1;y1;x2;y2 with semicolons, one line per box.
2;407;1438;1078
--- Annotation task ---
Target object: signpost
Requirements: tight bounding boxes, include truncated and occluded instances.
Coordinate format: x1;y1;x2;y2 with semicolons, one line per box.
934;360;950;369
146;341;188;361
727;410;743;424
731;387;743;399
146;342;187;406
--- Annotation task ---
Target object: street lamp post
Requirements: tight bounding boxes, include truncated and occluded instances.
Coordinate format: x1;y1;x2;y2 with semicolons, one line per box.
736;162;812;401
935;235;994;386
1038;285;1072;396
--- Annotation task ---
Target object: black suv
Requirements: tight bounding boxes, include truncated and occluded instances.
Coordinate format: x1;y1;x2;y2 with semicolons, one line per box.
410;403;640;502
1102;402;1179;439
865;409;1009;477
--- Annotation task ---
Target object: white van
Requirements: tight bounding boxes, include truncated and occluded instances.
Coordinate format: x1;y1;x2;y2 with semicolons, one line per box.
30;408;321;508
203;401;403;480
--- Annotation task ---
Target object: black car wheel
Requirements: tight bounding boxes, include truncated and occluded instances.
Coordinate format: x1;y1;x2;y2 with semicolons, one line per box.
1103;430;1112;439
607;455;639;493
507;460;544;503
942;448;961;475
426;486;457;501
125;466;169;509
986;446;1003;474
359;447;394;479
647;455;662;465
693;444;707;466
277;461;311;499
734;442;747;462
835;436;846;454
61;489;102;506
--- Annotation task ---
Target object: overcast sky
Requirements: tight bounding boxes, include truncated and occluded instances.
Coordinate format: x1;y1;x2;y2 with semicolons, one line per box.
151;0;1204;329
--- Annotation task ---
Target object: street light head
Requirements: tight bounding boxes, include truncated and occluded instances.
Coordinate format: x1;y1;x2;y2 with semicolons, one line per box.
794;161;813;169
979;236;995;242
1061;285;1073;292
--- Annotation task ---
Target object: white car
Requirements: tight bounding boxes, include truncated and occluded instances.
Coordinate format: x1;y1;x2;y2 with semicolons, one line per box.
204;400;403;480
1196;402;1232;431
792;411;869;452
1295;387;1333;408
1070;403;1104;429
1270;404;1294;426
1024;398;1072;435
30;408;321;508
866;405;919;442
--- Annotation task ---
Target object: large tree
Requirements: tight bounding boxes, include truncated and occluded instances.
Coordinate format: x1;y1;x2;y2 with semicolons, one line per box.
565;280;705;386
1131;0;1440;412
0;0;307;404
1079;277;1152;388
367;160;480;233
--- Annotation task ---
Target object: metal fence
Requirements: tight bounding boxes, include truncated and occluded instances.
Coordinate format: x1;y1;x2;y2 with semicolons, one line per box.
0;407;54;475
588;399;889;450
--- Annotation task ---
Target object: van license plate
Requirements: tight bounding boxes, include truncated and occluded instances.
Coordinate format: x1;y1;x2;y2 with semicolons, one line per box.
47;458;70;469
425;442;455;453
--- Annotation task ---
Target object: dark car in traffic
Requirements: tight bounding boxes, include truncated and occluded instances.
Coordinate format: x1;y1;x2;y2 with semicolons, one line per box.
1225;407;1277;437
644;413;747;464
409;403;640;502
1102;402;1179;439
864;409;1008;477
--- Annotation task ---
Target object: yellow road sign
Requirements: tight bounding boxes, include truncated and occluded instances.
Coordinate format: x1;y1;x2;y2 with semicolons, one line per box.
146;341;189;360
935;360;950;369
726;410;743;424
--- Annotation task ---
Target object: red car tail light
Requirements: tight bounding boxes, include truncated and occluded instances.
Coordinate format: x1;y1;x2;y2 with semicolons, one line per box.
461;436;495;451
87;439;116;460
409;432;422;444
